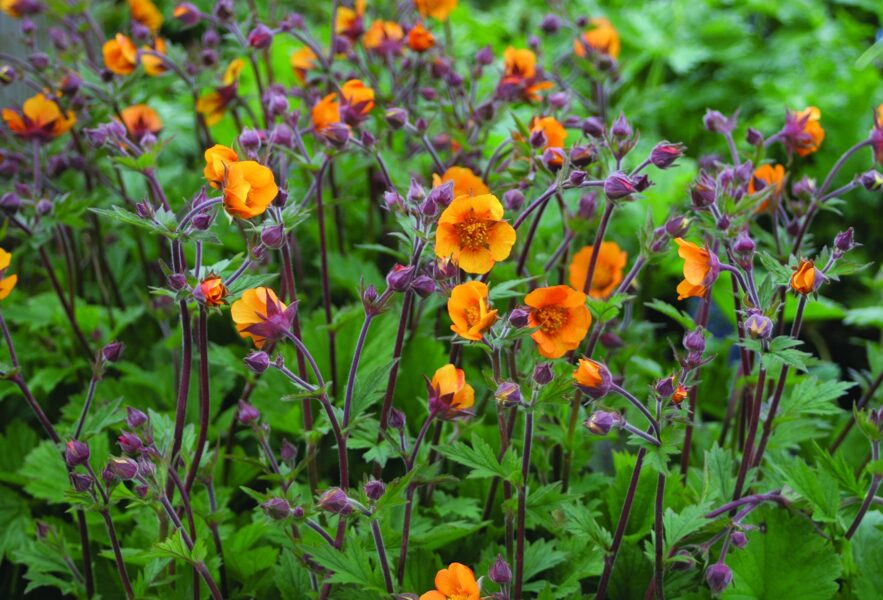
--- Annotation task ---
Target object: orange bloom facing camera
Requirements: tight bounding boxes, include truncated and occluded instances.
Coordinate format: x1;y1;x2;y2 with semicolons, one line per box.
0;248;18;301
525;285;591;359
199;275;228;307
128;0;163;35
435;194;516;274
674;238;719;301
222;161;278;219
428;364;475;418
103;34;138;75
312;93;341;132
414;0;458;22
3;93;76;141
448;280;498;341
119;104;162;139
499;47;553;102
574;17;621;60
569;241;628;298
290;47;318;84
340;79;375;117
432;166;490;198
203;144;239;188
419;562;479;600
408;23;436;52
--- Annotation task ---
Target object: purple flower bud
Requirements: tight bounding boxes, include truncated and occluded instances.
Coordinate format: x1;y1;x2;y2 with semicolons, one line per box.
578;192;598;220
542;147;566;171
118;431;142;454
427;180;454;208
792;176;816;200
239;128;262;153
262;497;291;520
361;283;379;307
244;351;270;374
383;190;404;212
321;122;350;148
419;88;437;101
292;505;305;518
281;438;298;467
168;273;187;291
650;142;686;169
834;227;856;255
65;440;90;467
192;212;213;230
131;21;150;42
533;363;554;386
364;479;386;501
734;231;755;255
269;124;294;149
664;216;690;238
174;3;202;27
238;399;260;424
386;107;408;129
655;377;675;397
213;0;234;21
107;457;139;480
411;275;436;298
600;331;624;348
691;172;716;208
672;549;695;571
569;170;587;186
489;554;512;584
71;472;93;492
746;127;763;146
744;310;773;340
683;328;705;353
260;224;285;250
575;15;589;27
633;174;652;192
20;17;35;36
414;118;428;134
48;26;68;51
36;199;52;216
279;12;305;32
527;34;541;51
585;411;621;435
509;307;530;328
0;65;17;85
476;45;494;65
101;340;124;363
529;128;547;148
860;170;883;191
127;407;148;429
716;214;731;231
549;91;569;109
265;92;289;119
28;52;49;71
503;189;524;211
604;171;636;199
387;264;416;292
318;487;353;515
570;145;597;168
134;484;149;498
388;408;406;430
583;117;605;138
703;109;734;133
705;562;733;593
495;381;524;407
408;178;426;204
731;531;748;549
611;113;632;139
540;14;561;34
200;48;218;67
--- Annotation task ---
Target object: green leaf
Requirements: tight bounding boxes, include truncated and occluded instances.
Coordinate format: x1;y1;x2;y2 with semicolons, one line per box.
307;539;386;591
782;377;854;417
850;511;883;599
644;299;696;329
722;507;841;599
435;434;521;483
663;503;712;554
763;336;813;372
845;307;883;329
703;445;735;504
149;530;206;565
757;251;793;285
776;457;840;523
20;441;67;504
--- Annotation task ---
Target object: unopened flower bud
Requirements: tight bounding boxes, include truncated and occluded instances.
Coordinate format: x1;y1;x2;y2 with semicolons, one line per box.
28;52;49;71
611;113;632;139
569;170;587;186
385;107;408;129
705;562;733;593
529;128;547;148
733;231;755;256
664;216;690;238
322;122;350;148
173;3;202;27
0;65;16;85
746;128;763;146
834;227;856;254
672;550;695;571
237;399;260;424
604;172;636;199
583;116;605;138
239;128;261;153
388;408;406;430
262;497;291;520
650;142;686;169
503;189;524;211
280;438;298;468
703;109;734;133
65;440;90;467
118;431;142;454
427;180;454;208
489;554;512;584
244;351;270;374
260;224;285;249
860;170;883;191
127;407;148;428
691;173;716;208
495;381;524;407
279;12;305;32
102;340;125;363
476;45;493;65
71;473;93;492
364;479;386;501
168;273;187;291
529;363;552;386
570;145;597;168
655;377;675;398
107;457;139;480
411;275;436;298
585;411;620;435
744;310;773;340
683;328;705;353
318;487;353;515
248;24;273;49
387;264;416;292
36;199;52;216
731;531;748;549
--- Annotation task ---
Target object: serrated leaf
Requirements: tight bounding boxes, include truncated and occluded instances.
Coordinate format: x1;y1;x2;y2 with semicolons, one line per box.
435;434;521;483
644;299;695;329
663;502;712;553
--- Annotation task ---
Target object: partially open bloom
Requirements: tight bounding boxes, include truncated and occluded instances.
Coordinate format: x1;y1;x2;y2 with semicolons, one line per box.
363;21;404;54
672;384;688;404
119;104;162;140
196;59;245;125
525;285;591;358
790;259;821;295
568;241;628;298
748;163;785;212
231;287;296;348
103;34;138;75
340;79;374;124
408;22;435;52
435;194;516;274
2;93;75;141
419;562;479;600
432;166;489;197
139;37;168;77
674;238;720;300
448;281;498;341
414;0;457;21
222;161;278;219
203;144;238;187
128;0;163;35
335;0;366;41
573;358;612;398
574;17;620;59
199;275;228;307
290;47;317;84
498;47;552;102
428;364;475;418
0;248;18;301
782;107;824;157
311;93;341;132
530;116;567;150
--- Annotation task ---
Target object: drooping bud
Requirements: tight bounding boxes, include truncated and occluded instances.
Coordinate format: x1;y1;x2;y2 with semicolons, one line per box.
582;116;605;138
237;399;260;424
691;172;716;208
730;531;748;549
859;170;883;191
495;381;524;407
247;24;273;49
244;351;270;374
745;127;763;146
386;264;416;292
385;107;408;129
542;147;566;171
388;408;406;431
655;377;675;398
664;216;691;238
71;472;93;492
260;224;285;249
317;487;353;515
364;479;386;501
102;341;125;363
705;562;733;593
65;440;90;467
107;457;139;480
604;172;636;200
570;145;597;168
475;45;493;65
173;3;202;27
578;192;598;220
117;431;143;454
262;497;291;520
834;227;856;255
509;307;530;328
533;363;554;386
573;358;613;399
611;113;632;139
683;328;706;353
569;170;587;186
503;189;524;211
650;142;686;169
584;411;621;435
427;180;455;209
127;407;148;429
489;554;512;584
733;231;755;256
411;275;436;298
703;109;734;133
744;310;773;340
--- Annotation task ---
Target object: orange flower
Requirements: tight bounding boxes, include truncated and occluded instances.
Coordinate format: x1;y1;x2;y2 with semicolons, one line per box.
119;104;162;139
573;358;612;398
525;285;591;358
568;241;628;298
199;275;228;307
363;20;405;53
222;161;278;219
530;116;567;149
128;0;163;35
674;238;720;300
312;93;341;132
435;194;517;274
429;365;474;420
0;248;18;301
290;47;317;84
341;79;375;117
196;59;244;125
408;22;436;52
414;0;457;21
140;37;168;76
419;562;479;600
448;281;498;341
1;0;40;17
748;163;785;212
103;34;138;75
335;0;366;40
504;46;537;79
2;93;76;141
672;384;688;404
204;144;238;187
499;47;553;102
431;167;489;198
790;259;819;295
784;107;824;157
231;287;294;348
574;17;621;59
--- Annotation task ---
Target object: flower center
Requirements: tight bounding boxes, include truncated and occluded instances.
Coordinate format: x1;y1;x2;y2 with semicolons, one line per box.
454;213;492;250
464;304;480;327
534;306;568;334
